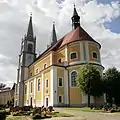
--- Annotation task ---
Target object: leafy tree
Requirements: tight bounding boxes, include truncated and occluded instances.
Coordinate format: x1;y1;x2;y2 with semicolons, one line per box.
77;64;103;107
0;83;6;90
103;67;120;106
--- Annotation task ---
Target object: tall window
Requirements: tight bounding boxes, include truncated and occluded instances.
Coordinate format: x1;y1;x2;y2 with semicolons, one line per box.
58;77;63;87
46;79;48;88
28;44;33;52
30;82;33;93
25;85;27;94
70;52;77;59
71;71;77;87
58;96;62;103
38;79;40;91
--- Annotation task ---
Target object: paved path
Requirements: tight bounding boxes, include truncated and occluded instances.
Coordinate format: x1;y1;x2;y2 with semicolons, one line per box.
49;108;120;120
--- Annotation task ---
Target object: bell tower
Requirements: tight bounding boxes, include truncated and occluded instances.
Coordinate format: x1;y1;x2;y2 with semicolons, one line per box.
71;4;80;29
14;14;36;107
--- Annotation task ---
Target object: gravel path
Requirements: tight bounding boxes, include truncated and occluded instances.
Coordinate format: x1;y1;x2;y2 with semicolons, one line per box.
51;108;120;120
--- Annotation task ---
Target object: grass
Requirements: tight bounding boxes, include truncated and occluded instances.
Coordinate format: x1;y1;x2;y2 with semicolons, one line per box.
65;107;104;112
6;112;73;120
6;115;29;120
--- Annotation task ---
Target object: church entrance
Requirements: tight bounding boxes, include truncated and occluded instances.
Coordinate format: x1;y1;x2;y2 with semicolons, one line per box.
30;97;32;107
46;98;48;107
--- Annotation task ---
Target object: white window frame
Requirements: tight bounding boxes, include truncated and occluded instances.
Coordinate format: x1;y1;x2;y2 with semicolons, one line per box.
70;51;78;60
37;79;40;91
70;70;78;87
58;95;63;103
58;77;63;87
92;51;98;59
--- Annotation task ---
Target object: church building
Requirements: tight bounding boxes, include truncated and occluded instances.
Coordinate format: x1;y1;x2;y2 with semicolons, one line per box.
14;6;104;107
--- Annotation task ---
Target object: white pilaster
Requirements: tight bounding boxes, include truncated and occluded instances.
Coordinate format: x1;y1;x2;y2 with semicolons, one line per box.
64;69;68;105
50;51;53;65
104;93;106;103
80;42;84;61
82;94;88;104
82;94;94;104
85;42;89;62
65;45;68;61
41;72;44;106
52;66;57;106
50;67;53;106
33;77;36;107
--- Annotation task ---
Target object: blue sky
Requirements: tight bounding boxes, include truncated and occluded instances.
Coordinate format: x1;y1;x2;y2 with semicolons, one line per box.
97;0;120;33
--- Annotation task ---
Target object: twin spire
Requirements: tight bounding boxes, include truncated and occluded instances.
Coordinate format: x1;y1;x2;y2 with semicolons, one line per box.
27;13;34;39
26;4;80;45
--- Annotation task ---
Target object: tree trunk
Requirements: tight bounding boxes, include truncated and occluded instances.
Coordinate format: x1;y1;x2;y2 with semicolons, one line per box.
88;94;90;107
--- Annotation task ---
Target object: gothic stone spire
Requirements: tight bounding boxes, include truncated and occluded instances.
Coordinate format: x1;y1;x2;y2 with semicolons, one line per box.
27;13;34;40
51;22;57;45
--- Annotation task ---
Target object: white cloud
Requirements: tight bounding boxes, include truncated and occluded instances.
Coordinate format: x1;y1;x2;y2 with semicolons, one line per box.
0;0;120;87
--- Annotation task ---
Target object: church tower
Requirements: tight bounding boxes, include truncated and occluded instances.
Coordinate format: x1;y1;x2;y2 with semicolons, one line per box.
71;4;80;29
14;14;36;107
50;22;57;45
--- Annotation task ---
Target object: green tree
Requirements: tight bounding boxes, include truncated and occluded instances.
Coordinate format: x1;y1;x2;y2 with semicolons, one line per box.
77;64;103;107
103;67;120;106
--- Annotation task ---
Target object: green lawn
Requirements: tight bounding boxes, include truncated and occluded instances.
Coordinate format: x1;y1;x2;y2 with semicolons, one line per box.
64;107;104;112
6;115;29;120
6;112;73;120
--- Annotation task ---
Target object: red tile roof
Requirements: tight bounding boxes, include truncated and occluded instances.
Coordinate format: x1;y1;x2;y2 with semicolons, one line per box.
33;26;101;64
59;26;101;48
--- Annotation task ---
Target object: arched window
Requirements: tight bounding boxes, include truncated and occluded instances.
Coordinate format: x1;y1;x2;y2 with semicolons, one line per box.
28;44;33;52
58;58;62;63
44;64;47;69
71;71;77;87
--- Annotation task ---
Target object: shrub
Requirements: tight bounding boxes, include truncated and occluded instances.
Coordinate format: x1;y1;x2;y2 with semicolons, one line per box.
0;110;7;120
33;107;42;116
22;106;31;111
48;106;54;112
32;114;42;119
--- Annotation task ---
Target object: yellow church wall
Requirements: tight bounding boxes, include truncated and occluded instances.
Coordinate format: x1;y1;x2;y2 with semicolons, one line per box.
88;43;100;63
43;69;51;100
69;66;82;104
70;88;82;104
28;53;51;79
34;54;51;74
57;68;64;97
68;42;80;63
54;47;65;64
24;82;27;102
36;76;42;100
